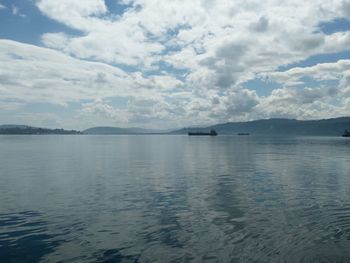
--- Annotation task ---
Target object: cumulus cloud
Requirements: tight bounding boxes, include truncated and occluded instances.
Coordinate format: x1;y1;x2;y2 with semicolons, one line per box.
255;86;345;120
36;0;350;75
0;40;131;105
341;0;350;17
36;0;108;31
1;0;350;128
38;0;164;66
0;40;192;128
263;60;350;85
249;16;269;32
79;99;131;125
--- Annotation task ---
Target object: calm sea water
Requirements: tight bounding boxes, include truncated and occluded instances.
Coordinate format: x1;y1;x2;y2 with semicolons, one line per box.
1;135;350;262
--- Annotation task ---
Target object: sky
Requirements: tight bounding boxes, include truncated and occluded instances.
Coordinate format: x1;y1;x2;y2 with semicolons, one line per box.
1;0;350;130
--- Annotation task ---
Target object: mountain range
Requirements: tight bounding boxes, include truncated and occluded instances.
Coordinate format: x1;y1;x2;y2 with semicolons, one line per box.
1;117;350;136
170;117;350;136
0;125;82;135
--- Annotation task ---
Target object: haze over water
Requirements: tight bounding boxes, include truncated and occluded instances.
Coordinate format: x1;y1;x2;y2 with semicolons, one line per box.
1;135;350;262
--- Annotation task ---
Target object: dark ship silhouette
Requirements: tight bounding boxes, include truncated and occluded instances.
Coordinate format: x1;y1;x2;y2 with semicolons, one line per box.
342;129;350;137
188;129;218;136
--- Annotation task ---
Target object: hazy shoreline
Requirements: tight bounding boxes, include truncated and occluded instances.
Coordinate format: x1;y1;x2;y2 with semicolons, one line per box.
2;117;350;136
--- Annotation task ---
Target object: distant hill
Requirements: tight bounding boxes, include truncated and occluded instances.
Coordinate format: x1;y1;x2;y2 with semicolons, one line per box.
3;117;350;136
170;117;350;136
83;126;165;135
0;125;82;135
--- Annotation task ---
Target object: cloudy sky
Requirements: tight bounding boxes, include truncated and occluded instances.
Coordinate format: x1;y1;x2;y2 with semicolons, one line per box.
1;0;350;129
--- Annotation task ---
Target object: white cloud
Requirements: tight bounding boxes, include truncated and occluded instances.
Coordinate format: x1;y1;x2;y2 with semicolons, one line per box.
0;3;6;10
263;60;350;86
36;0;350;75
255;86;345;120
36;0;107;31
2;1;350;128
0;40;192;128
11;5;26;18
38;0;164;66
0;40;179;104
0;40;131;105
79;99;131;125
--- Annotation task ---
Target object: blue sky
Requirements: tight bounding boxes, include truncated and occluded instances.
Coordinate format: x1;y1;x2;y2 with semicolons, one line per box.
1;0;350;129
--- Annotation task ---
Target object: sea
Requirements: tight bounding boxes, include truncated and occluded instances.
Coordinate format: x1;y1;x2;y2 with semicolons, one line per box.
1;135;350;262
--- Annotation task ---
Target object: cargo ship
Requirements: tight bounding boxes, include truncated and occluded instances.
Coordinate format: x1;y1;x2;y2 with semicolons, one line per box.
188;129;218;136
342;129;350;137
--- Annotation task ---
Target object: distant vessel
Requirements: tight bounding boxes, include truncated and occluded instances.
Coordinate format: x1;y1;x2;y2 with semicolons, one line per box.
342;129;350;137
237;133;250;135
188;129;218;136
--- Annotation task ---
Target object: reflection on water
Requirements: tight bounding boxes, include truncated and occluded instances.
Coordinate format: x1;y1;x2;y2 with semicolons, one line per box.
1;135;350;262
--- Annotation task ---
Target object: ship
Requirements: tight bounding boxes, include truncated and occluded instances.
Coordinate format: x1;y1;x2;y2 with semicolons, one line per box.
342;129;350;137
188;129;218;136
237;133;250;135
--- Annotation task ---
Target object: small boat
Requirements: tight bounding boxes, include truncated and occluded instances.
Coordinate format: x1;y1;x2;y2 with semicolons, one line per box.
342;129;350;137
237;133;250;135
188;129;218;136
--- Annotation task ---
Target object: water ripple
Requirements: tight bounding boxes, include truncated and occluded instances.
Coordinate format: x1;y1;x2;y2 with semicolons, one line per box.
1;135;350;262
0;211;62;263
